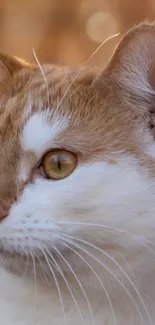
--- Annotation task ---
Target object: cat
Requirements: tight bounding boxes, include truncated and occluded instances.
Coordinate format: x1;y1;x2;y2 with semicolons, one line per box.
1;22;155;325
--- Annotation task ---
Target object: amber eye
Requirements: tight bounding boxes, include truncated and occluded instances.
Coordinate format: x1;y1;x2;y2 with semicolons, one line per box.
42;149;77;180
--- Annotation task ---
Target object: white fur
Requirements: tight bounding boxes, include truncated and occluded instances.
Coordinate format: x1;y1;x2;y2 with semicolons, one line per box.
1;152;155;324
21;112;67;158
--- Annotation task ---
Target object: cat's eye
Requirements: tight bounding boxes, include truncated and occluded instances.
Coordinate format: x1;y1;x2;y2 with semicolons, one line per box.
42;149;77;180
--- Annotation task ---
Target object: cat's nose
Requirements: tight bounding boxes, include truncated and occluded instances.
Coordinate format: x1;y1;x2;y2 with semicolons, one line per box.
0;206;10;221
0;214;7;221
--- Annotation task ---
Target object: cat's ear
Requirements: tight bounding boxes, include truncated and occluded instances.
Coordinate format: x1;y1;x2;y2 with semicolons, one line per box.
93;23;155;115
0;52;31;83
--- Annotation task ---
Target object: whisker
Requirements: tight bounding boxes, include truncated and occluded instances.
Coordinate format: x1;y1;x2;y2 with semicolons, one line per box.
58;237;116;325
66;85;83;101
30;251;37;303
48;242;94;325
34;251;51;286
116;251;138;288
40;245;67;325
44;245;85;325
22;253;29;278
58;233;145;324
63;233;152;325
56;33;119;111
55;221;155;249
55;221;132;232
32;48;50;107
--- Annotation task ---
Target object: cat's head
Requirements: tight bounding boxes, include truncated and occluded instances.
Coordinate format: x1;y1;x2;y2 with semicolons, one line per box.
0;23;155;274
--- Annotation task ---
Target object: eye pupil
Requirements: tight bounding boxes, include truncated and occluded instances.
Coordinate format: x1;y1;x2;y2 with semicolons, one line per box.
57;156;61;170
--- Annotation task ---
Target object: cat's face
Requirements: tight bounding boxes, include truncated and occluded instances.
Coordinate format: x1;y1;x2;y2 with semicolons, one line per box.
0;23;155;274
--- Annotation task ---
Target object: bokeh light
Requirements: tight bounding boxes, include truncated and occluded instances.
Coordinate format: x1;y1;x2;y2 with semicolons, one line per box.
0;0;154;66
86;12;118;43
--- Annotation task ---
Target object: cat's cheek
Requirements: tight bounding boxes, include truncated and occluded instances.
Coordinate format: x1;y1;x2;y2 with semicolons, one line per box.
0;163;105;254
0;157;153;256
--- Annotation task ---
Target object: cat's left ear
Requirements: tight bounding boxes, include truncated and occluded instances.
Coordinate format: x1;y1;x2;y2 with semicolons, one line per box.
93;23;155;116
0;52;31;83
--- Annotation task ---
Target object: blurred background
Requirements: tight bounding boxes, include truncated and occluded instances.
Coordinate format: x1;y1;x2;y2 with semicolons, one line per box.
0;0;155;68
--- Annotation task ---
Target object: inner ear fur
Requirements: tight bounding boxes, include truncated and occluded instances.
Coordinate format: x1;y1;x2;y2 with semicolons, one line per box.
93;22;155;131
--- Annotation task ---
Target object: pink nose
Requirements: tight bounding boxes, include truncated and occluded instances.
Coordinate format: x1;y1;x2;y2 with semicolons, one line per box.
0;207;9;221
0;213;7;221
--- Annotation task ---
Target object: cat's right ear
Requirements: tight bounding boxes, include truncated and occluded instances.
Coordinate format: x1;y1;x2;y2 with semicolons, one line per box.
93;22;155;117
0;52;31;83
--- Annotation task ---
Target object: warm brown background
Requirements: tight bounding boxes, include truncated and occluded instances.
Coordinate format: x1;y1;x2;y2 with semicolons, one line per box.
0;0;155;68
